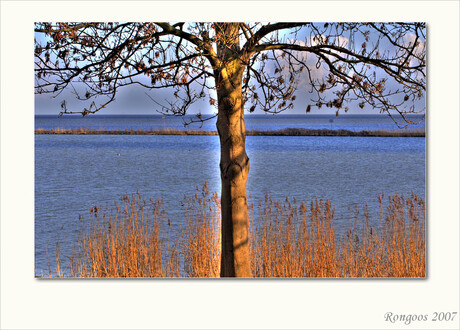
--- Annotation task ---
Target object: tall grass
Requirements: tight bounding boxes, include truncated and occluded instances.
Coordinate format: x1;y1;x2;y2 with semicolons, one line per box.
181;184;221;277
249;193;425;277
54;188;425;278
67;194;176;277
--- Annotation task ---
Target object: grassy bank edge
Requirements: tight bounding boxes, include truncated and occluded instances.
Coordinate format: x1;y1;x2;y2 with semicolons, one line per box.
35;127;426;137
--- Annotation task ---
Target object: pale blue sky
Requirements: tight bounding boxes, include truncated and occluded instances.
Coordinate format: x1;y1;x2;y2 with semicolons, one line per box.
35;23;425;116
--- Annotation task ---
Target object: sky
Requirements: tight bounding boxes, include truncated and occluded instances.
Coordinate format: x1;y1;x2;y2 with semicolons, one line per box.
35;83;392;116
35;23;426;117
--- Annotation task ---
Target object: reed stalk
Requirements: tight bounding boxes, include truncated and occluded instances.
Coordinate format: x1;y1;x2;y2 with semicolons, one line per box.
54;189;425;278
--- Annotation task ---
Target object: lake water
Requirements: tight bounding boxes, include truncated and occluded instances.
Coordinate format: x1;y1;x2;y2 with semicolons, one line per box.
35;113;425;131
35;114;425;275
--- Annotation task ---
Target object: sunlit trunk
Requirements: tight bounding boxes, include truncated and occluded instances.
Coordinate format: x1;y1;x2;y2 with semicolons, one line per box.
215;23;251;277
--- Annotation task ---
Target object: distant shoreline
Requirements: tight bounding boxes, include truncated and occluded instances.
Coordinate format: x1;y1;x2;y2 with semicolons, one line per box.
35;128;425;137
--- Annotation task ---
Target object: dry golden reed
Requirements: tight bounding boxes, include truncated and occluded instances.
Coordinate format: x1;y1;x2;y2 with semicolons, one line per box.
181;184;221;277
250;193;425;278
54;188;425;278
67;193;172;277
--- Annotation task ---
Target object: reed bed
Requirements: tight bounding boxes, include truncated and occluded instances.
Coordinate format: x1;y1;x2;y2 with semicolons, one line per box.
35;128;217;136
67;194;176;277
250;193;425;277
181;184;221;278
54;188;425;278
36;127;425;137
248;128;425;137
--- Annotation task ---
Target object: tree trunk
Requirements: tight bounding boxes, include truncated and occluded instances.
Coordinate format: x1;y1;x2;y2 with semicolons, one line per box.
215;23;251;277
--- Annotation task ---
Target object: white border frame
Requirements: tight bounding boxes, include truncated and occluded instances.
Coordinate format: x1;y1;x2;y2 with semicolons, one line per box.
1;1;459;329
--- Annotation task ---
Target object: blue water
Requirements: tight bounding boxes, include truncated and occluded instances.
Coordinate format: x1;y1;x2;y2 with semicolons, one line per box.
35;115;425;276
35;114;425;132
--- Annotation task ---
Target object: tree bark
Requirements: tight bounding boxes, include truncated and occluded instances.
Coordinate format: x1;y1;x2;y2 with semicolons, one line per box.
215;23;251;277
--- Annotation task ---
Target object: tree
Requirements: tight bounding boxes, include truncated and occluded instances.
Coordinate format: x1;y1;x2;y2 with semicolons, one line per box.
34;22;426;277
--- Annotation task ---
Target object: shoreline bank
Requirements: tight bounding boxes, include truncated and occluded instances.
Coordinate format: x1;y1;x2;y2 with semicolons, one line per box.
35;127;425;137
